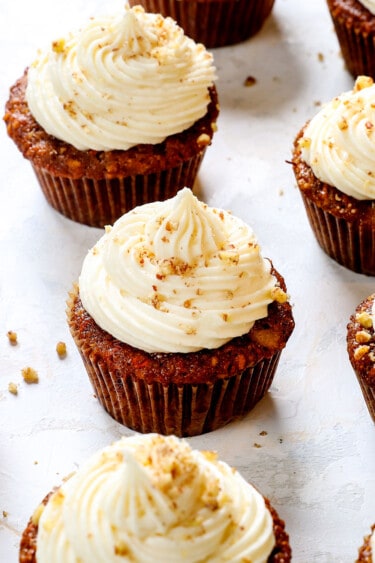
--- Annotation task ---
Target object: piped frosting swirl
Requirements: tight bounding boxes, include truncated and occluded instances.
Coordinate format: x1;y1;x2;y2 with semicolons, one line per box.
79;188;280;353
299;76;375;200
25;5;216;151
35;434;275;563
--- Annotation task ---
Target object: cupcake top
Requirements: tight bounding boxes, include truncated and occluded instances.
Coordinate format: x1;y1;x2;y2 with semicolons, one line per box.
79;188;285;353
298;75;375;200
33;434;275;562
25;5;216;151
359;0;375;14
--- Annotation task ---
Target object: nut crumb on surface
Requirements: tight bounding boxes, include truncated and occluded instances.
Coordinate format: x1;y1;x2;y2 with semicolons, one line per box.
6;330;17;345
2;511;8;518
244;76;256;87
317;52;324;62
8;382;18;395
56;341;67;358
253;443;262;448
22;367;39;384
259;430;268;436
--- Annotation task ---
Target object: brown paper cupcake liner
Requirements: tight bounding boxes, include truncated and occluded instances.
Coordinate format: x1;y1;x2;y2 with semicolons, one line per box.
356;523;375;562
77;344;281;437
32;151;205;228
327;1;375;79
129;0;275;48
300;191;375;275
354;372;375;423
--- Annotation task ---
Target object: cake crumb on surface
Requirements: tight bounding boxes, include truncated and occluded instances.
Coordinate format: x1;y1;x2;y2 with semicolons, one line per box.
21;367;39;384
56;341;67;358
6;330;17;345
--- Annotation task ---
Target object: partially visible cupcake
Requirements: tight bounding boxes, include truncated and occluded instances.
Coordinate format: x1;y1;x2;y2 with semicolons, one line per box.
327;0;375;79
67;188;294;437
292;75;375;276
128;0;275;48
347;292;375;422
356;523;375;561
3;5;218;228
19;433;292;562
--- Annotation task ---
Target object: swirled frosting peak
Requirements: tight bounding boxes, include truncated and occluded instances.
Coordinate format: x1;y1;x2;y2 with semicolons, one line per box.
79;188;281;353
25;5;216;151
299;76;375;200
35;434;275;562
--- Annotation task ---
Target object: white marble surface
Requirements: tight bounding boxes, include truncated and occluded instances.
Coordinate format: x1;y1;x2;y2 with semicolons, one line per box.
0;0;374;561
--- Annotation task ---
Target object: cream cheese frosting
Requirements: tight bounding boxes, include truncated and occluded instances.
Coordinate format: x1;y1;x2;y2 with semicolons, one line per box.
35;434;276;563
78;188;281;353
25;5;216;151
359;0;375;14
299;75;375;200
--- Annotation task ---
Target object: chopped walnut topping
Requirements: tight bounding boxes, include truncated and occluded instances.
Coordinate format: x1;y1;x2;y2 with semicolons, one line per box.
271;286;289;303
355;330;372;344
356;311;373;329
52;38;66;54
354;345;370;360
298;136;311;149
338;118;348;131
22;367;39;384
7;330;17;345
56;341;67;358
218;250;239;265
8;382;18;395
354;76;374;91
114;542;130;557
196;133;211;148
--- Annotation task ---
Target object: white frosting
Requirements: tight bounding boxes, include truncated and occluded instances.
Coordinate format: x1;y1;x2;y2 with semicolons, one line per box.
25;5;216;151
36;434;275;563
359;0;375;14
79;188;280;353
299;76;375;200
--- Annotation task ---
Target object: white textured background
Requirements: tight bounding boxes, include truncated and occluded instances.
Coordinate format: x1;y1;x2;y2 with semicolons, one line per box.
0;1;374;561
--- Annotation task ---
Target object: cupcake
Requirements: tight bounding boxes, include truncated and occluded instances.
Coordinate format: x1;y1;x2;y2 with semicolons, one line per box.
128;0;275;48
347;292;375;421
292;75;375;276
67;188;294;437
327;0;375;79
356;524;375;561
3;5;218;228
19;433;292;562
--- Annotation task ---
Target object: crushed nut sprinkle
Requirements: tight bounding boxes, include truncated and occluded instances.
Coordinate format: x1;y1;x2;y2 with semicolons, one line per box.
353;345;370;360
56;341;67;358
6;330;17;345
356;311;373;329
355;330;372;344
22;367;39;384
271;286;289;303
8;382;18;395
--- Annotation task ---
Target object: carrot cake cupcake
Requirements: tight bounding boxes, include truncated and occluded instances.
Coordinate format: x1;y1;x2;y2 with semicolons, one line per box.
4;5;218;228
347;292;375;421
67;188;294;436
19;433;292;562
327;0;375;79
128;0;275;48
292;75;375;275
